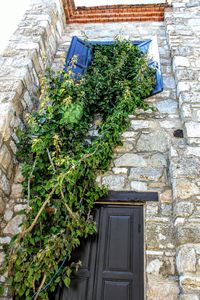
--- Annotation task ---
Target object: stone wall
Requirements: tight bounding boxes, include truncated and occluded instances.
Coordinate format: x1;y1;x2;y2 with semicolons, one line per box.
53;4;200;295
165;0;200;299
1;0;200;299
52;21;181;299
0;0;65;297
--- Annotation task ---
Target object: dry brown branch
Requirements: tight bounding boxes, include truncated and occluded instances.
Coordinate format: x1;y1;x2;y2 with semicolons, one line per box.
46;148;56;174
18;186;57;241
60;189;76;219
32;276;36;293
33;273;47;300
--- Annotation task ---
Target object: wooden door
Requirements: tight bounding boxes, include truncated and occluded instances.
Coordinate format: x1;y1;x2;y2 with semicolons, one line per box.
55;205;143;300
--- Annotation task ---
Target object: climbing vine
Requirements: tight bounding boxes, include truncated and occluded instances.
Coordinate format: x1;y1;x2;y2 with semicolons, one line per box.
2;38;155;299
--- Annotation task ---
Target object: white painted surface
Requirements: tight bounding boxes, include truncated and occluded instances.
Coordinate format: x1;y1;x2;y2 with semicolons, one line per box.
0;0;31;54
75;0;166;7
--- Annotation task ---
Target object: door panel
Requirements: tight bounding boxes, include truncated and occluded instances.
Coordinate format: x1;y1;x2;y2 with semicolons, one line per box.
103;281;130;300
95;206;143;300
106;215;131;271
55;205;143;300
56;209;99;300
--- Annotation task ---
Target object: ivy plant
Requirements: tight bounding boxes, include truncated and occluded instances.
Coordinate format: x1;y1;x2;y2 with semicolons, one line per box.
2;38;155;299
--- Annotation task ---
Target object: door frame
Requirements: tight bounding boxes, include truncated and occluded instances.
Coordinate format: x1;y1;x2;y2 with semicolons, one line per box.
53;191;158;300
95;190;158;300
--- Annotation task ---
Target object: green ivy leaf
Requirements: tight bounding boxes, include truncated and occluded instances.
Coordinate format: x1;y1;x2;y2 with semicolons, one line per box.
63;276;71;288
4;37;155;299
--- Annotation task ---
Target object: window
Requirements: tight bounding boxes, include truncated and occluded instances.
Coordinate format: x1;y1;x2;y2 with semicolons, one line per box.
65;36;163;96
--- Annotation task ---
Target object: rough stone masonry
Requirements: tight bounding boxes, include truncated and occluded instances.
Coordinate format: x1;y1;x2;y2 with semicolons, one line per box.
0;0;200;299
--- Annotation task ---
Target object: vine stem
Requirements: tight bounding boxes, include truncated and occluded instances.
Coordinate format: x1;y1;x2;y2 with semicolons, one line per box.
46;148;56;174
60;189;76;219
33;273;47;300
28;157;37;204
18;186;57;241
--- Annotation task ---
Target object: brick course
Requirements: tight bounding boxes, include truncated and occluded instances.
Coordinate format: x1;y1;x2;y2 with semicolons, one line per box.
63;0;167;23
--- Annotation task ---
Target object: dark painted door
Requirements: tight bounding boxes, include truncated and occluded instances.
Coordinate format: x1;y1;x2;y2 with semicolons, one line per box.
55;205;143;300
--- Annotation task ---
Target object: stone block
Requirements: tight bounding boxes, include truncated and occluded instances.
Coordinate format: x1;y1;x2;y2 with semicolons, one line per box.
174;202;194;217
185;122;200;138
154;99;178;114
173;179;200;200
177;245;196;274
187;138;200;147
14;165;24;183
194;109;200;121
136;131;170;152
176;69;199;81
14;204;27;212
177;82;190;96
160;256;176;276
160;189;172;203
3;210;13;222
3;215;23;235
173;56;190;68
147;275;179;300
188;19;200;26
180;275;200;292
112;168;128;175
129;168;163;182
130;181;147;191
180;295;199;300
0;197;6;215
160;119;182;130
172;157;200;179
130;120;157;130
185;147;200;157
115;153;147;167
23;91;33;112
146;203;158;216
115;141;133;153
148;153;167;168
10;184;23;199
179;92;200;104
163;76;176;89
9;140;17;155
0;237;11;244
121;131;137;139
181;103;192;119
0;252;5;265
0;171;10;196
160;203;172;217
146;221;174;250
147;258;163;275
176;223;200;245
102;175;125;190
0;144;11;172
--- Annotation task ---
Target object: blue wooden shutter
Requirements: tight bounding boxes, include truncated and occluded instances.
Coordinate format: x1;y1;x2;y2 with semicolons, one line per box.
65;37;163;95
148;60;163;95
135;39;151;54
64;36;92;77
136;39;163;96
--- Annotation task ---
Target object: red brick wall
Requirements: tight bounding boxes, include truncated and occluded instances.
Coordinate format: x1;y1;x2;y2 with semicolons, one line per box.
62;0;167;23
